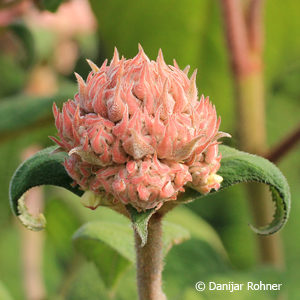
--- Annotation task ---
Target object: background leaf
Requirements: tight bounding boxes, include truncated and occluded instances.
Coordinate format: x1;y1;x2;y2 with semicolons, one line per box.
165;206;227;259
72;221;134;290
8;22;35;69
161;221;190;257
72;218;189;291
0;86;76;144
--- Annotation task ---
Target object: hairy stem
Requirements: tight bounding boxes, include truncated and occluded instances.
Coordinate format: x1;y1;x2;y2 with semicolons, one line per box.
220;0;284;268
134;214;166;300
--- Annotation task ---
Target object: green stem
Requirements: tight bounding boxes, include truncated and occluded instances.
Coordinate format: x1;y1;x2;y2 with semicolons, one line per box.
236;73;284;268
235;57;284;269
221;0;284;268
134;214;166;300
236;73;266;154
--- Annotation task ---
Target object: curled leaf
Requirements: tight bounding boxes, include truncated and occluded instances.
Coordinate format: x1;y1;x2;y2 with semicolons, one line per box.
9;146;83;226
190;145;291;235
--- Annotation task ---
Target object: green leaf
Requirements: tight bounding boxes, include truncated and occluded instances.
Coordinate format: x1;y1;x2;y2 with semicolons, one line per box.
163;237;229;300
44;197;82;261
126;205;155;247
0;55;26;98
162;221;190;257
0;87;76;144
9;146;83;230
190;145;291;235
72;221;134;290
72;220;189;290
165;206;227;259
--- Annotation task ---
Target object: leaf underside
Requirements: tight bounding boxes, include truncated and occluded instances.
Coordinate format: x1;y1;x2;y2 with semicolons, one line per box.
9;145;290;237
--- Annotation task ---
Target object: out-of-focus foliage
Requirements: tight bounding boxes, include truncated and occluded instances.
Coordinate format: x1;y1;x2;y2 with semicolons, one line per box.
0;22;34;98
73;219;189;290
0;0;299;299
0;281;13;300
8;22;35;68
73;221;135;291
35;0;66;12
0;86;76;143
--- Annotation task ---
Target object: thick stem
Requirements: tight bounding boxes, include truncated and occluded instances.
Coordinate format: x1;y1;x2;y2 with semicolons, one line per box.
134;214;166;300
220;0;284;268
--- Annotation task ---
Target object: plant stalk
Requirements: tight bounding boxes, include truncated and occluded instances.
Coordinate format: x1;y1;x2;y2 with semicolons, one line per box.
134;214;166;300
236;74;284;268
220;0;284;268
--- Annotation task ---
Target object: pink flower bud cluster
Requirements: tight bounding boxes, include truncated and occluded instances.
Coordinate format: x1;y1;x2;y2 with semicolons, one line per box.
52;46;229;210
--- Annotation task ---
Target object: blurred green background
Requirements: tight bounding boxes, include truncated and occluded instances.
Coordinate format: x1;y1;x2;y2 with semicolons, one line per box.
0;0;299;299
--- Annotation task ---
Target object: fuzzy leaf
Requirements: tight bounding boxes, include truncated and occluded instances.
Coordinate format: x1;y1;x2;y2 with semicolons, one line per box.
72;220;189;290
9;146;83;230
126;205;155;247
190;145;291;235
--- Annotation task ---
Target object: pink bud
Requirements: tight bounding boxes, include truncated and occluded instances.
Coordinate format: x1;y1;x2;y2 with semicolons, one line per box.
52;46;229;210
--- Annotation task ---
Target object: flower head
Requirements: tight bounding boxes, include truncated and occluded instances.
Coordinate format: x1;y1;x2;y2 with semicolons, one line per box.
52;45;230;210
